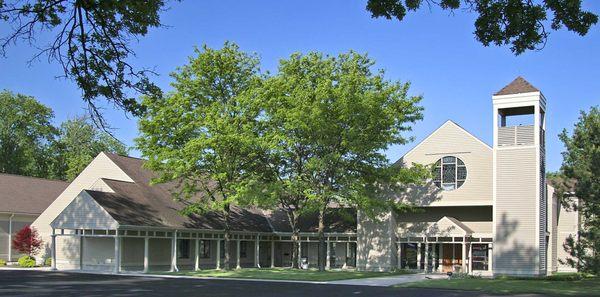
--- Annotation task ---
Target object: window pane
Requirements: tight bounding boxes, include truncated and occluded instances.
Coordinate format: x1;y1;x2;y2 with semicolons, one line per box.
457;180;465;188
432;167;441;182
442;183;456;190
442;156;456;164
457;166;467;180
457;158;465;165
442;164;456;183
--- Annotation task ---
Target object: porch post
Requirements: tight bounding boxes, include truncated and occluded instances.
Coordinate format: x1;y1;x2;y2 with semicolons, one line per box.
8;214;13;262
236;240;241;269
216;240;221;269
397;242;402;269
432;243;437;271
462;240;467;273
424;242;430;272
194;238;200;271
143;237;149;273
254;235;260;268
342;242;349;269
325;240;331;270
170;231;178;272
51;228;57;270
488;243;493;273
270;240;275;268
114;235;121;274
416;242;422;270
297;240;302;268
79;235;84;270
468;242;473;274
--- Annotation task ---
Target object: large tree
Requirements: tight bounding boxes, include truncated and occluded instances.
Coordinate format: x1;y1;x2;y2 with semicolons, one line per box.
0;0;167;128
366;0;598;55
251;51;427;271
0;90;58;178
552;106;599;274
52;116;128;181
137;42;262;270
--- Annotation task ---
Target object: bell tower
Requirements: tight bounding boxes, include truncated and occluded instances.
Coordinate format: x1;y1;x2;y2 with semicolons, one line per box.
492;77;547;276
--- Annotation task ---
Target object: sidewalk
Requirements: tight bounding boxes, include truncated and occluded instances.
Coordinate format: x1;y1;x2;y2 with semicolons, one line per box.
327;273;448;287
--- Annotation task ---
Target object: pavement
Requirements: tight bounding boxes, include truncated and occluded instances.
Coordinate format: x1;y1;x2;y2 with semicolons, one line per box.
0;269;549;297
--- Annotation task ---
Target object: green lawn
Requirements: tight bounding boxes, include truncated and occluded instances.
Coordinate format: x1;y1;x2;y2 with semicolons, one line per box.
161;268;415;282
397;274;600;296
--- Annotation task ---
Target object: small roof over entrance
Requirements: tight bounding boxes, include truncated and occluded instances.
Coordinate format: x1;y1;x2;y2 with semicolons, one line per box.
426;216;473;237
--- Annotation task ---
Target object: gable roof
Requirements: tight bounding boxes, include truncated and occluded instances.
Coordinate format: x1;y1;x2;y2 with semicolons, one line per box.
398;120;491;164
494;76;539;96
97;153;356;233
0;173;68;215
427;216;473;236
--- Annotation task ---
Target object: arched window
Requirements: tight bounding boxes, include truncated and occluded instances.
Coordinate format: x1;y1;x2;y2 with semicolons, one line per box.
433;156;467;191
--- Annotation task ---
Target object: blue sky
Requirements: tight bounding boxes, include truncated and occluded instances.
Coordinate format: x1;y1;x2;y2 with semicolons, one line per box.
1;1;598;172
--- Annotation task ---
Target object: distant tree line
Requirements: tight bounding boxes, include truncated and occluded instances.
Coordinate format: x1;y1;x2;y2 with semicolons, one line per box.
0;90;128;181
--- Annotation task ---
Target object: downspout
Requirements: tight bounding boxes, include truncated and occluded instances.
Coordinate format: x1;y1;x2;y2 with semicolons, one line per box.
8;213;14;262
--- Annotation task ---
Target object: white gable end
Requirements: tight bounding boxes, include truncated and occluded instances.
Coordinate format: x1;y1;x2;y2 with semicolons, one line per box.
51;191;118;230
397;120;493;206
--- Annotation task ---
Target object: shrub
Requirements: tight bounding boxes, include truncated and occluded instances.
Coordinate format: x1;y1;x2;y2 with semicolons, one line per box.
0;259;6;266
18;255;36;268
12;225;43;256
44;257;52;266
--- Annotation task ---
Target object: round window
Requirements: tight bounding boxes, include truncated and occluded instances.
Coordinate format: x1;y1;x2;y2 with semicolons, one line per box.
432;156;467;191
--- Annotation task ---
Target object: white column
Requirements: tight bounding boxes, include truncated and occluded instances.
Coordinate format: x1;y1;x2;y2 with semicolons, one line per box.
79;236;84;270
488;243;493;273
170;231;178;272
462;241;467;273
397;243;402;269
432;244;437;271
51;229;57;270
325;241;331;270
114;236;121;274
194;238;200;271
8;214;13;262
216;240;221;269
416;243;422;270
143;237;149;273
424;242;430;272
270;240;275;268
452;243;456;272
254;235;260;268
342;242;349;269
236;240;241;269
468;243;473;274
297;241;302;268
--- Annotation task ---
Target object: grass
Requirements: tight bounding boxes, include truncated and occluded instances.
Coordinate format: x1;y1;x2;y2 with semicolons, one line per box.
396;273;600;296
161;268;415;282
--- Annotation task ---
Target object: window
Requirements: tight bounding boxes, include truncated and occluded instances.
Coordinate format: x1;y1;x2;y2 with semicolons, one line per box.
200;240;210;258
178;239;190;259
240;241;247;258
433;156;467;190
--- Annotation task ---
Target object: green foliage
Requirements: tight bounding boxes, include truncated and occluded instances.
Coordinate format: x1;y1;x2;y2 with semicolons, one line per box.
52;116;128;181
137;42;262;270
553;106;600;274
0;0;167;128
365;0;598;55
0;90;128;180
0;258;6;266
44;257;52;266
17;255;36;268
0;90;58;178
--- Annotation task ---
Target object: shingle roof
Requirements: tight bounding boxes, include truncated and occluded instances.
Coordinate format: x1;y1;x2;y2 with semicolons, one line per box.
100;153;357;233
0;173;68;215
494;76;539;96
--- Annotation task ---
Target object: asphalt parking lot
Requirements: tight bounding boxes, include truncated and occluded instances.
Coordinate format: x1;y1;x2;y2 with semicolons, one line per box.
0;269;534;297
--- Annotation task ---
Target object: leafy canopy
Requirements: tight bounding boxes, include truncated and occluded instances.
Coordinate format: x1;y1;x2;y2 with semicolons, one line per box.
366;0;598;54
12;225;43;257
0;0;167;128
553;106;600;274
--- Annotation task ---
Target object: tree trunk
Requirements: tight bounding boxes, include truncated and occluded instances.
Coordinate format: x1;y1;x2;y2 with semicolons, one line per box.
317;207;326;272
288;210;300;269
223;203;231;270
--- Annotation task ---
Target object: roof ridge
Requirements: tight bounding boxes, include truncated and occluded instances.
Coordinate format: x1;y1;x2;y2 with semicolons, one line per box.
494;76;540;96
0;172;68;184
103;151;146;161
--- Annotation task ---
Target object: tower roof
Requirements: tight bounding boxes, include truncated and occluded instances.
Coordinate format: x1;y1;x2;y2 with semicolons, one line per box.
494;76;539;96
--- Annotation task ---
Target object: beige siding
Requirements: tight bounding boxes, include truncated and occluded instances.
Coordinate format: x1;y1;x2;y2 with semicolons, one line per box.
494;148;540;275
51;192;118;230
356;211;396;271
396;206;492;237
547;186;558;273
556;200;579;272
0;213;38;261
399;121;492;206
31;152;132;259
